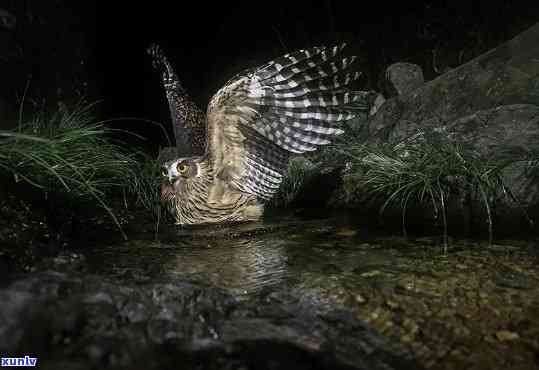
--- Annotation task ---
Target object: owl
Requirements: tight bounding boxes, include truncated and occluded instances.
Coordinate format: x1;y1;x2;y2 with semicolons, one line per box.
148;43;371;225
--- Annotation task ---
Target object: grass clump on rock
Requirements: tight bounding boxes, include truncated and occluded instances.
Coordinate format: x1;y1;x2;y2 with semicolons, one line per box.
306;127;532;249
0;101;162;239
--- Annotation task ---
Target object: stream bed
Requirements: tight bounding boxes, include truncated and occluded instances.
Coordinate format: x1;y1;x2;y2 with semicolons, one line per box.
2;215;539;370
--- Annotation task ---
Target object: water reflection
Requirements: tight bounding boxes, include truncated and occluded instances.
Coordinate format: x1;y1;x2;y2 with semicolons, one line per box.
164;237;289;294
87;234;291;295
83;219;437;297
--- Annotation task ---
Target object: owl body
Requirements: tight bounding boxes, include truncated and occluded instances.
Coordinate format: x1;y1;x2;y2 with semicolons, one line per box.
161;155;264;225
150;44;372;225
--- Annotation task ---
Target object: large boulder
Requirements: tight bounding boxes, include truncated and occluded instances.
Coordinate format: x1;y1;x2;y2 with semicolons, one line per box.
368;22;539;139
382;62;425;97
360;23;539;233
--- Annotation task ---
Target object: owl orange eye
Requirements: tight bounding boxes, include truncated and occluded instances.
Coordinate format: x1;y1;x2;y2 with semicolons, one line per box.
161;169;168;177
177;163;189;174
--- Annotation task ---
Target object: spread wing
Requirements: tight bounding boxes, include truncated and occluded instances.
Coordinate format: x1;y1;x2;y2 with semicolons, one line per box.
206;44;371;200
147;43;207;156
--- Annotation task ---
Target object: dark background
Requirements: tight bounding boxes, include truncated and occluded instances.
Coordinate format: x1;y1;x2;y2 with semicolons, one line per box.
1;0;538;150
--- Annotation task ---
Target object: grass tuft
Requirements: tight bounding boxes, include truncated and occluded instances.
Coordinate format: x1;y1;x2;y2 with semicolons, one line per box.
0;100;162;240
125;153;164;236
312;127;533;249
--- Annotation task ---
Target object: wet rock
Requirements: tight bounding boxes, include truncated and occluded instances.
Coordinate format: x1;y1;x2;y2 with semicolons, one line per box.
335;228;358;237
0;271;422;370
495;330;520;342
447;104;539;218
494;265;534;290
363;23;539;230
0;290;34;353
354;294;368;304
369;23;539;139
383;63;425;97
369;93;387;116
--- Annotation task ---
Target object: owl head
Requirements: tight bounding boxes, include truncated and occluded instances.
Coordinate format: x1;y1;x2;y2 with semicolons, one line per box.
161;157;203;186
160;156;214;224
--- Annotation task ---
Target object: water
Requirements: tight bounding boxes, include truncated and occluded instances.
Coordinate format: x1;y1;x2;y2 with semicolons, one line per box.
44;215;539;369
82;216;446;297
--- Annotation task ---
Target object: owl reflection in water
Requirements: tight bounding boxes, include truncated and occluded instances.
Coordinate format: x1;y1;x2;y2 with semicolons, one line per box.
149;43;372;225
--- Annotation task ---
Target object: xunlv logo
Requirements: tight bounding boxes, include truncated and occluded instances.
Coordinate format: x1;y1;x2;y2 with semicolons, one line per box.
1;357;38;367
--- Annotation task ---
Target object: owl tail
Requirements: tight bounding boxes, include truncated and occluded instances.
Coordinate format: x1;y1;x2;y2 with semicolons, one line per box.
147;43;206;156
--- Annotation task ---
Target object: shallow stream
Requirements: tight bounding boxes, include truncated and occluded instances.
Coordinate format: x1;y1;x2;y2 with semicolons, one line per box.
68;215;539;370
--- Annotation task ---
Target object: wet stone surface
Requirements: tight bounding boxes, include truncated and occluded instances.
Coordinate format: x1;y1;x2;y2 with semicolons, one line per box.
0;270;419;370
2;215;539;370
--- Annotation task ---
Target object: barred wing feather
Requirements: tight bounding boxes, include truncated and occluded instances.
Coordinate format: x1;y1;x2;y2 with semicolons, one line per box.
206;44;369;201
147;43;207;155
